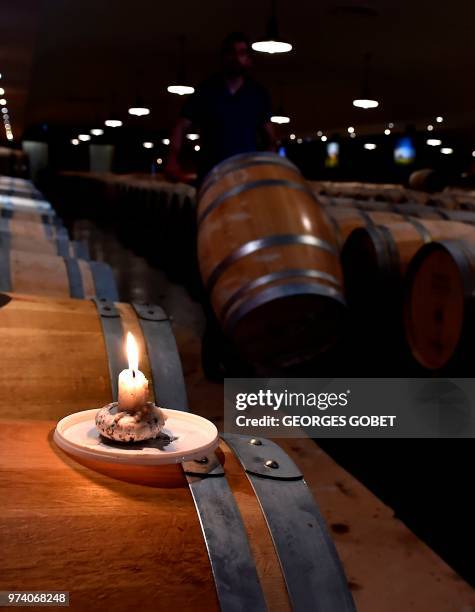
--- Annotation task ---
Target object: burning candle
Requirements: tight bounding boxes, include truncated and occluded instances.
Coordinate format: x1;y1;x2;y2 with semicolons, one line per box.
118;332;149;412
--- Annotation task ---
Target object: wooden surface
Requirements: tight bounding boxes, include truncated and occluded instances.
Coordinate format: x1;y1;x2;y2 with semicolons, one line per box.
325;207;402;248
0;419;220;612
0;421;299;612
1;217;64;241
0;294;163;417
0;229;79;257
2;249;97;298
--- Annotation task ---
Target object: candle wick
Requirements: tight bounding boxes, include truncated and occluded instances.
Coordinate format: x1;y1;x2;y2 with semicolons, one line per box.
132;370;136;378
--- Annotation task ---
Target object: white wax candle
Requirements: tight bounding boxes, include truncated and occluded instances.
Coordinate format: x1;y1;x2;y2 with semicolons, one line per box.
117;332;149;412
118;368;149;411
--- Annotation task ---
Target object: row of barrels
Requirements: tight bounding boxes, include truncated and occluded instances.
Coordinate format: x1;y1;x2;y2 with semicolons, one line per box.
44;158;475;373
311;177;475;210
309;179;430;204
50;170;197;284
197;154;475;373
0;175;118;300
0;174;355;610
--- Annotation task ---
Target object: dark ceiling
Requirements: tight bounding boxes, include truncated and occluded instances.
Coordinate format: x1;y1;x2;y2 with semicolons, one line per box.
2;0;475;142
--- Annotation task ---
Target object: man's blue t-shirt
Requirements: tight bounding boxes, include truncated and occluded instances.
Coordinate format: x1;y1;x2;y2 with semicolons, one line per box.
181;75;272;177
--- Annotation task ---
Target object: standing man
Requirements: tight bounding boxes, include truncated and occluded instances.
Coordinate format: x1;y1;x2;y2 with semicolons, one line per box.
166;32;277;378
165;31;277;183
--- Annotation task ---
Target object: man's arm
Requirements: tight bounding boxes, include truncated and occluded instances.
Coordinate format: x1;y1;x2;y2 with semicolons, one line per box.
263;121;278;152
165;116;192;181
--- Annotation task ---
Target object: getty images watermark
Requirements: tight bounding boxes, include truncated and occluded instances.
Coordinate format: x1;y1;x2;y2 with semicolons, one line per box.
224;379;475;438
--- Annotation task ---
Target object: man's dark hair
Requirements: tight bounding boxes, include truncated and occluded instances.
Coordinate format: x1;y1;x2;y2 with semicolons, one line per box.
221;32;250;55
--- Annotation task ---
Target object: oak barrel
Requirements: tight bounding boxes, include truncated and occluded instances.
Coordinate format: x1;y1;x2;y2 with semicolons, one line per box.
0;248;117;300
0;203;59;225
325;207;402;248
0;421;355;612
199;151;304;202
0;217;66;241
0;292;354;612
197;152;346;369
0;293;187;418
342;219;475;310
404;239;475;370
0;229;89;259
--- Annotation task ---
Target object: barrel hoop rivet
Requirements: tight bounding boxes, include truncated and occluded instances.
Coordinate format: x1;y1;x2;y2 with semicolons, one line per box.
222;433;356;612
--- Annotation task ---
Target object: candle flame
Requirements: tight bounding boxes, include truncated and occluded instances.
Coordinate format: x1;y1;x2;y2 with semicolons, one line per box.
126;332;139;372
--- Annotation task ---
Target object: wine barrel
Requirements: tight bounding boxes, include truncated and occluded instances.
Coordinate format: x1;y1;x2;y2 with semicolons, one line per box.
0;217;66;241
392;204;449;219
199;151;305;204
0;422;355;612
0;204;60;225
325;207;402;248
318;194;396;212
342;219;475;310
0;248;117;300
0;229;89;259
197;153;346;369
0;293;354;611
0;175;33;188
0;293;187;417
0;192;49;208
404;239;475;370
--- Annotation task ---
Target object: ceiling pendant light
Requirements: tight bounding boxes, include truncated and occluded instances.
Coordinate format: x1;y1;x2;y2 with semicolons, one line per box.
128;95;150;117
167;37;195;96
105;118;122;128
270;114;290;124
427;139;442;146
252;0;292;54
91;128;104;136
353;53;379;109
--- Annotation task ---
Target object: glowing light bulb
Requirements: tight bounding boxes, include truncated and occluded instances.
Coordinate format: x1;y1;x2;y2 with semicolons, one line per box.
252;40;292;54
270;115;290;124
143;142;154;149
128;106;150;117
167;85;195;96
353;98;379;109
105;119;122;127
